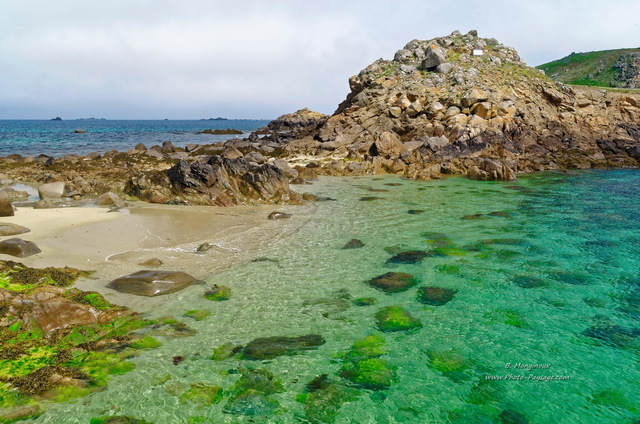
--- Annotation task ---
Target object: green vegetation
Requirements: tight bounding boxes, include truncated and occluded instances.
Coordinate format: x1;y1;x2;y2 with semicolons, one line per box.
537;48;640;88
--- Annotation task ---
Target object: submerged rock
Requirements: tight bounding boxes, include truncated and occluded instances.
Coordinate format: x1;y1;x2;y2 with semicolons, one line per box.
417;286;458;306
0;238;41;258
242;334;325;360
386;250;430;264
375;306;423;332
107;270;201;296
223;389;280;416
203;284;231;301
342;239;365;249
338;334;396;391
512;275;547;288
366;272;419;293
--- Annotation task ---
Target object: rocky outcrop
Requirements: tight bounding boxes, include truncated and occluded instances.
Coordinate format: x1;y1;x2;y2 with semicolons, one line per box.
125;156;302;206
293;30;640;180
264;108;329;137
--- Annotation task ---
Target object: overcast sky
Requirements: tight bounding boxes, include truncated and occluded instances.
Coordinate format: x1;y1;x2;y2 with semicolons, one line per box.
1;0;638;119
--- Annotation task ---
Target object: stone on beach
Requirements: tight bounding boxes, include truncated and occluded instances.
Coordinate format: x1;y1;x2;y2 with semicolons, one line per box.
267;211;292;220
0;192;15;217
38;182;66;199
107;270;201;296
0;222;30;236
0;238;41;257
95;191;125;207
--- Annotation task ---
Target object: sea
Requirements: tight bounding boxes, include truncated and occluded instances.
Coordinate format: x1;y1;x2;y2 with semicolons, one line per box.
3;121;639;423
0;119;271;157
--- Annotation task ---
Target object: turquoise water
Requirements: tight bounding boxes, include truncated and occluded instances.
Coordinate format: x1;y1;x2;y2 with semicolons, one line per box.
32;170;640;423
0;120;269;157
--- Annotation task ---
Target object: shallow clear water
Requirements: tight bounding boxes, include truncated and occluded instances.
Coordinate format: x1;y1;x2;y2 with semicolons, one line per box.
0;120;269;157
31;170;640;423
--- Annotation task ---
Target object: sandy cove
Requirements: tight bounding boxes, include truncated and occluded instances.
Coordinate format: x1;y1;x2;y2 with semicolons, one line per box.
1;202;314;312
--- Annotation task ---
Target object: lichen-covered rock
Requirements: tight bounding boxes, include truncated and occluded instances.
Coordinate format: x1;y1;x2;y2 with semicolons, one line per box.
107;270;201;297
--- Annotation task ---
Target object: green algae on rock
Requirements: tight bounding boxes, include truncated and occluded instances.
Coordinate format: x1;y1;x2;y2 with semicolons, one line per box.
374;306;423;332
178;383;224;408
338;334;397;391
223;368;284;416
299;375;360;424
203;284;231;301
183;309;211;321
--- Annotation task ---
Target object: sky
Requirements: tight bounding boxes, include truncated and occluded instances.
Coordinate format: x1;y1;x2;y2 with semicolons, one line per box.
1;0;638;120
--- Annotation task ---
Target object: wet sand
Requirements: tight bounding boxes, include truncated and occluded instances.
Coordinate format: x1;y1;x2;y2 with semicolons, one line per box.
2;202;313;311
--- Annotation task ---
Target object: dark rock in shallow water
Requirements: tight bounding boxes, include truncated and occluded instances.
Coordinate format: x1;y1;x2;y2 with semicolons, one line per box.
267;211;291;220
359;196;383;201
0;223;30;236
375;306;423;332
488;211;511;218
386;250;430;264
366;272;419;293
353;297;378;306
417;286;457;306
407;209;425;214
550;271;591;285
242;334;325;360
138;258;163;267
461;213;486;220
89;417;153;424
342;238;364;249
499;409;530;424
512;275;547;289
583;325;640;348
107;270;200;296
0;238;41;258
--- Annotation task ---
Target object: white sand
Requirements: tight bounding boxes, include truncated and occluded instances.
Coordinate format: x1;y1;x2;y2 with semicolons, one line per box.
0;202;313;311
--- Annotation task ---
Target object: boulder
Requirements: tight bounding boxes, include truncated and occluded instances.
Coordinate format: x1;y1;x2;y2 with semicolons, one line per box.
369;132;406;158
366;272;419;293
33;200;56;209
0;238;41;257
95;192;125;207
0;193;15;217
38;182;65;199
0;223;30;236
28;296;99;333
421;43;447;70
107;270;201;296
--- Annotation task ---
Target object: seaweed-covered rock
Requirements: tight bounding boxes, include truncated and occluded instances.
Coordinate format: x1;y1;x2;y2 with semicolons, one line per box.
352;297;378;307
366;272;419;293
300;378;359;424
337;334;396;391
242;334;325;360
417;286;458;306
0;238;41;258
375;306;422;332
89;417;154;424
178;383;223;408
107;270;200;297
339;358;397;391
512;275;547;289
203;284;231;301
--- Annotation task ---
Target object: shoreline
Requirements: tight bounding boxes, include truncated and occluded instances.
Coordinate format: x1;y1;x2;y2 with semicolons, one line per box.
2;201;315;312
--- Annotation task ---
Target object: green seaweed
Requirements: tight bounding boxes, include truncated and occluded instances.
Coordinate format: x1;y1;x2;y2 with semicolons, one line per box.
179;383;223;408
204;285;231;301
339;358;397;390
129;336;162;350
183;309;211;321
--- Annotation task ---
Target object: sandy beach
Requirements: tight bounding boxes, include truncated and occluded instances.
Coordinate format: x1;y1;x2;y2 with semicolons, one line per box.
1;202;313;311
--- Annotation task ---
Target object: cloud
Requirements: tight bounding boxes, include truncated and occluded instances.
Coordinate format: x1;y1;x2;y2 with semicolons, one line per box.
0;0;638;119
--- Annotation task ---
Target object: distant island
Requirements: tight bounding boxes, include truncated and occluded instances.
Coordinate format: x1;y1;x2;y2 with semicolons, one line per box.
76;117;106;121
197;128;243;135
200;117;229;121
50;117;62;121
